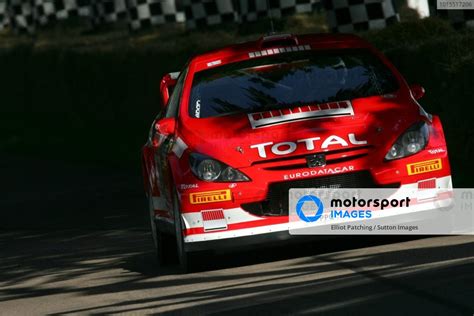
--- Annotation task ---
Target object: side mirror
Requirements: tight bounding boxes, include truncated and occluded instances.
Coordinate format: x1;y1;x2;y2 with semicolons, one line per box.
155;117;176;136
410;84;425;100
160;72;180;107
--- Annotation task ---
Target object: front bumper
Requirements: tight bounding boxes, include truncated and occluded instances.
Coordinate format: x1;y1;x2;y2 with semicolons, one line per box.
184;229;334;252
180;175;453;247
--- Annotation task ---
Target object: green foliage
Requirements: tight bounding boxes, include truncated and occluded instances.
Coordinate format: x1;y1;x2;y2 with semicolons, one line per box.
364;17;457;51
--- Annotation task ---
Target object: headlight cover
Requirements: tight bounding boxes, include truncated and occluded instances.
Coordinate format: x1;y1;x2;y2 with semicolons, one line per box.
385;122;429;161
189;153;250;182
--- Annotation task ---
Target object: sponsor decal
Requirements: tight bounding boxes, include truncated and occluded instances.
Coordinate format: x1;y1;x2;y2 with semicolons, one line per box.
180;184;199;190
407;159;442;175
248;45;311;59
428;148;446;155
190;189;232;204
195;100;201;118
206;60;222;67
283;166;355;180
247;100;354;129
251;133;367;159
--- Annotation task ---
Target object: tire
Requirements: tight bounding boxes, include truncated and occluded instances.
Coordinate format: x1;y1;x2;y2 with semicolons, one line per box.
172;189;196;273
148;194;174;267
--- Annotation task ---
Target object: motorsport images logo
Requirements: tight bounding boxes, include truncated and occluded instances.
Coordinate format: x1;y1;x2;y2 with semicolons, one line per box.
295;195;324;222
295;194;412;222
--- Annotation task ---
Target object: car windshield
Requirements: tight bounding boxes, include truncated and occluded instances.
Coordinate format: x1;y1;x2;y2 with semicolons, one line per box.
189;49;399;119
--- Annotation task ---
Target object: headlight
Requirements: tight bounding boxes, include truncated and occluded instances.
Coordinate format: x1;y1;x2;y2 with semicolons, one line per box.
190;153;250;182
385;122;429;160
197;159;221;181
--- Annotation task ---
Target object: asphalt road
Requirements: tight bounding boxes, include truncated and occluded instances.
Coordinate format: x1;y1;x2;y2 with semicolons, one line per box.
1;232;473;315
1;156;474;315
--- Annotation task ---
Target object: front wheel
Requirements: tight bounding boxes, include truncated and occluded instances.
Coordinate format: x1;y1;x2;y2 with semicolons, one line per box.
148;194;174;267
172;190;197;273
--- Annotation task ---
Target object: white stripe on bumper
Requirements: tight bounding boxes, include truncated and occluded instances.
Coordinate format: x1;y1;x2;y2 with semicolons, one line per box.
182;175;453;243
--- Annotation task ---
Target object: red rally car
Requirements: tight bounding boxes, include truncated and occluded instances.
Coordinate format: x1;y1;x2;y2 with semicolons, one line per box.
142;33;452;270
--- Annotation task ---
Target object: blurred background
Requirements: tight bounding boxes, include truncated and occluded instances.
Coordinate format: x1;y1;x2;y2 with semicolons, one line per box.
1;0;473;229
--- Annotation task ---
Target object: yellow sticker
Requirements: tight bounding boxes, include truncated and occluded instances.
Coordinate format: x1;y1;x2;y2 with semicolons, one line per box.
407;159;442;175
190;189;232;204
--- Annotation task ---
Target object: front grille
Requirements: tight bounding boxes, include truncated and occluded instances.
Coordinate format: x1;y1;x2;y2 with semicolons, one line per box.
241;171;399;216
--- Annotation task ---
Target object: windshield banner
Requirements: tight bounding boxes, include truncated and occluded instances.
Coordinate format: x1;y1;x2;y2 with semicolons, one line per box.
288;188;474;235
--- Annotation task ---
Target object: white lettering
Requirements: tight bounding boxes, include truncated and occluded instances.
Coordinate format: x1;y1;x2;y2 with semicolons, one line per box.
283;166;355;180
272;142;297;156
250;142;273;158
349;133;367;145
297;137;320;150
428;148;446;155
251;134;367;159
195;100;201;118
321;135;348;149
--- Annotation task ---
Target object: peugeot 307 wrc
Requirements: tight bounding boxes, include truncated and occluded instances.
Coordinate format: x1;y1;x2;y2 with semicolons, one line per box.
142;33;452;270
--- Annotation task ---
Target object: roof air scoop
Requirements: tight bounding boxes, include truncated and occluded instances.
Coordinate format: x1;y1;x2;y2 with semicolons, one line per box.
259;34;298;49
